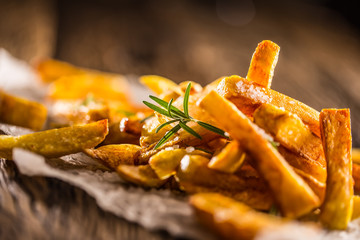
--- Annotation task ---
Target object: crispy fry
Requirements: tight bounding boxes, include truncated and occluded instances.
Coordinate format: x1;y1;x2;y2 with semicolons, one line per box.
0;90;47;131
353;163;360;194
116;164;167;188
190;193;283;240
198;91;320;218
352;196;360;220
35;59;85;83
176;155;273;210
254;104;326;182
49;73;129;101
85;144;141;170
217;75;320;137
246;40;280;88
0;120;108;160
208;141;246;173
319;109;353;229
140;75;182;96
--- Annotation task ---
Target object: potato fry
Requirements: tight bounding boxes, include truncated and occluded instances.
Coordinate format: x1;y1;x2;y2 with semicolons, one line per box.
198;91;320;218
176;155;273;210
85;144;141;170
140;75;182;96
353;163;360;194
49;73;129;101
35;59;85;83
0;90;47;131
116;164;167;188
217;75;320;137
352;196;360;220
208;141;246;173
0;120;108;159
190;193;283;240
254;104;326;182
103;121;140;145
293;168;326;203
319;109;353;229
353;148;360;164
246;40;280;88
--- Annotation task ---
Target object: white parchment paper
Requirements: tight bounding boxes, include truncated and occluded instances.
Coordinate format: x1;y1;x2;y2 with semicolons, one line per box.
1;49;360;239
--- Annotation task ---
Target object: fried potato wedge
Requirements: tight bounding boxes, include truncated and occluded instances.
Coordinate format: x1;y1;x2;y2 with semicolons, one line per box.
176;155;273;210
190;193;283;240
140;75;182;96
103;121;140;145
254;104;326;182
319;109;353;229
198;91;320;218
85;144;141;170
208;140;246;173
116;164;167;188
352;196;360;220
49;73;129;101
35;59;85;83
217;75;320;137
0;120;108;160
0;90;47;131
246;40;280;88
353;163;360;194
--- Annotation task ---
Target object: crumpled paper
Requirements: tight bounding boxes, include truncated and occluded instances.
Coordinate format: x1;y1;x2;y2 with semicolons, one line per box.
1;49;360;239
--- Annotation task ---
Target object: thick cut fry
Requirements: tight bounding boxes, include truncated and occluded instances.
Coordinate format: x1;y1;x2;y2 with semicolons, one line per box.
85;144;141;170
140;75;182;95
353;163;360;193
246;40;280;88
198;91;320;218
0;90;47;131
0;120;108;160
176;155;273;210
103;121;140;145
208;141;246;173
352;196;360;220
116;164;166;188
217;75;320;137
319;109;353;229
190;193;283;240
49;73;129;101
35;59;85;83
254;104;326;182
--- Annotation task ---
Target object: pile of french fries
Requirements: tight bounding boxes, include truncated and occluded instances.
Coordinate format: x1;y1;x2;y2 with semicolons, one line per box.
1;40;360;239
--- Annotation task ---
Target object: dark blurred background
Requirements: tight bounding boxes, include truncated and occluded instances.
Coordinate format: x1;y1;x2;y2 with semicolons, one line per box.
1;0;360;145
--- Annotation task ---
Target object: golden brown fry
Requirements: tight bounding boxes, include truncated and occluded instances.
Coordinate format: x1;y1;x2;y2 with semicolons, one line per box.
246;40;280;88
116;164;167;188
85;144;141;170
139;75;182;95
352;196;360;220
119;117;142;136
198;91;320;218
102;121;140;145
35;59;85;83
0;90;47;131
49;73;129;102
149;149;187;180
353;163;360;194
254;104;326;182
0;120;108;160
217;75;320;137
208;141;246;173
190;193;283;240
176;155;273;210
319;109;353;229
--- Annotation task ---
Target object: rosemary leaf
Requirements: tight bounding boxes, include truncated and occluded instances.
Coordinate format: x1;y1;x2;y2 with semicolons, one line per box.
143;101;171;118
154;124;181;149
179;121;202;139
167;99;174;118
197;121;229;139
149;96;186;118
155;119;178;133
183;83;191;118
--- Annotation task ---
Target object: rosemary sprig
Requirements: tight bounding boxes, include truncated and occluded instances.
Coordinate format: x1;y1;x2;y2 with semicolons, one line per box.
143;83;229;149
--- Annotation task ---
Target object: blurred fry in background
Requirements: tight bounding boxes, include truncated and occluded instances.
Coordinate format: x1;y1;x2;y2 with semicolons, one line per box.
1;0;360;145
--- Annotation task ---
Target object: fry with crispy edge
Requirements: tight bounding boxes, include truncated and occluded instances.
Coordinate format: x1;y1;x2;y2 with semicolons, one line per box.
190;193;283;240
85;144;141;169
217;75;320;137
208;141;246;173
319;109;353;229
0;120;108;160
0;90;47;131
246;40;280;88
198;91;320;218
253;104;326;182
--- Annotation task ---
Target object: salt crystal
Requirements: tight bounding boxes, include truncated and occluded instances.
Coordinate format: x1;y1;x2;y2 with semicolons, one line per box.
185;146;195;153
